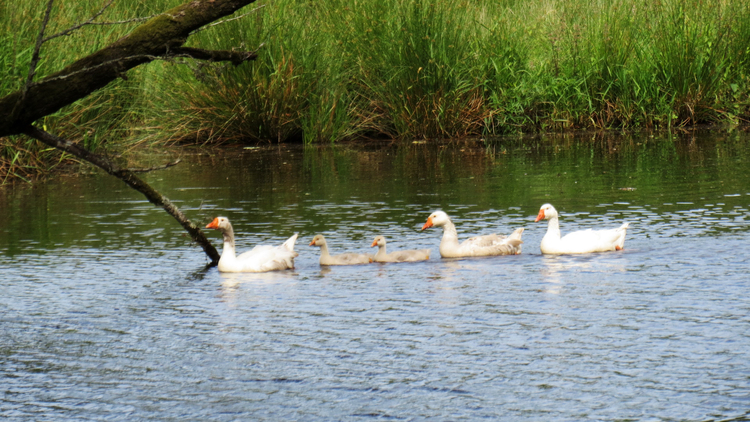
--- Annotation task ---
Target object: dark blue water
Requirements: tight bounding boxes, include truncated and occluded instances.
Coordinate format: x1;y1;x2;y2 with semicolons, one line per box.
2;133;750;420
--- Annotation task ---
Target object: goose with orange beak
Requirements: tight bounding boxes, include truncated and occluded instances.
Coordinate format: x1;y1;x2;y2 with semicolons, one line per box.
535;203;629;254
205;217;298;272
421;211;523;258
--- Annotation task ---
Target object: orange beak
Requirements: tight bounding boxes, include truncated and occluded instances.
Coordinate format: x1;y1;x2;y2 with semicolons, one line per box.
309;239;316;246
421;216;433;230
534;209;545;222
206;217;219;229
371;239;378;247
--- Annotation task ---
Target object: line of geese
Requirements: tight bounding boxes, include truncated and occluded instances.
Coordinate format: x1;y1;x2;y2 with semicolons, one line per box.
205;203;630;273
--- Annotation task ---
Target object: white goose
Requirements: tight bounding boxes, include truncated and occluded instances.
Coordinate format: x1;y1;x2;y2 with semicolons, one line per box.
309;234;374;266
421;211;524;258
206;217;298;272
371;235;430;263
535;203;629;254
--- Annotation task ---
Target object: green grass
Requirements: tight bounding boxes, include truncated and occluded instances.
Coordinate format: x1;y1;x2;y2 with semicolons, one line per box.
2;0;750;181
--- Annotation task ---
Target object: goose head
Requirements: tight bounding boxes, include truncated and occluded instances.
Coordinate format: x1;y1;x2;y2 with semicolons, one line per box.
535;204;559;222
206;216;232;231
371;235;386;247
422;211;451;230
309;234;327;247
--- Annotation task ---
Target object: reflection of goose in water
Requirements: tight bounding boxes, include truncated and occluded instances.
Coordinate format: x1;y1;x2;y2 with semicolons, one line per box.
539;254;630;294
206;217;298;272
421;211;524;258
218;271;300;307
535;204;629;254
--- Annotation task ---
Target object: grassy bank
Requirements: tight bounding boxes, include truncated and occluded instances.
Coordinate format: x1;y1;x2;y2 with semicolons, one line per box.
2;0;750;180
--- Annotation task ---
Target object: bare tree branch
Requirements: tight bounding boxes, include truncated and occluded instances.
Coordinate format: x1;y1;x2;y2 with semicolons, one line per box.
190;4;267;35
23;46;258;86
1;0;266;265
25;0;55;89
22;125;221;264
170;47;258;65
74;14;160;27
42;0;116;42
0;0;260;138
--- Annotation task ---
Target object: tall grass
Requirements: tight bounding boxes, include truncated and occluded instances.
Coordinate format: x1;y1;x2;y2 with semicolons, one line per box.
2;0;750;181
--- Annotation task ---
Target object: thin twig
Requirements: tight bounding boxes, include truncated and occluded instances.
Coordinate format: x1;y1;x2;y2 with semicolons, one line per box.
127;159;181;173
76;14;159;27
190;4;267;35
42;0;116;43
25;0;55;89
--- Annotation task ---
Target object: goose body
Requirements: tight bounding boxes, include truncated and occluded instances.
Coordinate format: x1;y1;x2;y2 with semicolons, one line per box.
310;234;374;266
371;235;430;263
206;217;298;272
421;211;524;258
535;204;629;254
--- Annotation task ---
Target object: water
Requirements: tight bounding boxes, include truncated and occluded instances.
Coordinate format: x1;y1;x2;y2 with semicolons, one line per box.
2;132;750;420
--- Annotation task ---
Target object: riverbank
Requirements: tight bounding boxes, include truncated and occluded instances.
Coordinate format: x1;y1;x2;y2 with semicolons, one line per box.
2;0;750;182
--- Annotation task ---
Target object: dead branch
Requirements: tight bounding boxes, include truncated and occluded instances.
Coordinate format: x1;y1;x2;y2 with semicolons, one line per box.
0;0;260;138
170;47;258;65
24;0;55;90
42;0;116;42
190;4;267;35
22;125;221;264
0;0;264;265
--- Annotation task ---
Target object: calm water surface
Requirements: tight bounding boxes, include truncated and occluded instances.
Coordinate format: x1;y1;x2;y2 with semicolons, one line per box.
2;132;750;420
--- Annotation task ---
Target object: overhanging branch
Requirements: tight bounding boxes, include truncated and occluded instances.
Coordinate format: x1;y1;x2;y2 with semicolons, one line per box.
169;47;258;65
22;125;221;264
0;0;259;138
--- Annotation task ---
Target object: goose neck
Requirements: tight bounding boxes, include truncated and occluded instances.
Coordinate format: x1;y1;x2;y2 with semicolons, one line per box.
374;244;387;260
545;216;561;239
222;226;236;256
318;242;331;259
440;221;459;243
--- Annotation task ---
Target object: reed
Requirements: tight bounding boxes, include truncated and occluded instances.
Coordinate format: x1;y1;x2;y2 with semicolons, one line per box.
2;0;750;182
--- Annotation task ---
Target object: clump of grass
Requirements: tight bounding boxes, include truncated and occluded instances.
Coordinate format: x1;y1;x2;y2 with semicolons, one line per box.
345;0;495;139
3;0;750;182
645;0;737;125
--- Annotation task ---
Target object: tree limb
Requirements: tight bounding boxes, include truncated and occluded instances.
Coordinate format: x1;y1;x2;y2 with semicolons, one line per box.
190;4;267;35
42;0;116;43
0;0;259;138
24;0;55;90
22;125;221;264
169;47;258;65
0;0;264;265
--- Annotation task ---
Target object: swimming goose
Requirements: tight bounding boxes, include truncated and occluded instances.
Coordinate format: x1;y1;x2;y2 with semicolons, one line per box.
205;217;298;272
535;203;629;254
371;235;430;263
309;234;374;266
421;211;524;258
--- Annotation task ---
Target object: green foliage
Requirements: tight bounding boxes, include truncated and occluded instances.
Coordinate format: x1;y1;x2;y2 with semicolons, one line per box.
2;0;750;182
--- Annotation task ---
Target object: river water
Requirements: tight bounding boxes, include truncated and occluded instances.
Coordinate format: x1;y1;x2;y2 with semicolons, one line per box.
1;132;749;420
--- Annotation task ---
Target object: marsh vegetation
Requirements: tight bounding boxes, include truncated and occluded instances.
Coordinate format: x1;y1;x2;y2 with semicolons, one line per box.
2;0;750;180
